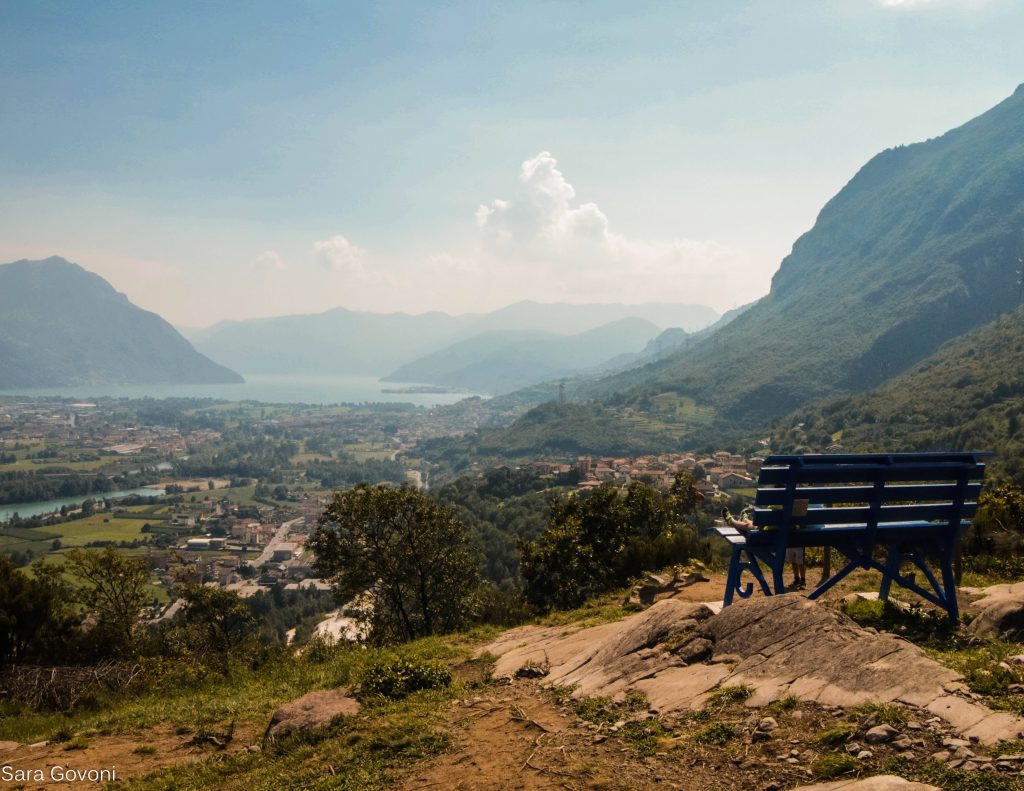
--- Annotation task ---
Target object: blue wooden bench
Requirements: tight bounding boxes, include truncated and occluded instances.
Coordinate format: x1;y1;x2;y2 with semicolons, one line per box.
713;452;989;623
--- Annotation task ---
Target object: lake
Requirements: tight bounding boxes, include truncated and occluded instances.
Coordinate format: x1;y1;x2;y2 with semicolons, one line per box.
0;374;479;408
0;487;168;524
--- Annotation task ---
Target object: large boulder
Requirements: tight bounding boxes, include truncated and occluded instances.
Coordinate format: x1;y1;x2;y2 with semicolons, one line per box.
791;776;940;791
483;594;1024;744
965;582;1024;640
265;688;361;739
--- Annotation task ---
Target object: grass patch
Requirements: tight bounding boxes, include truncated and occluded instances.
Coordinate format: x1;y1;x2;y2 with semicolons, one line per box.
811;752;861;780
884;757;1022;791
848;701;908;729
704;684;753;706
62;736;90;750
692;722;734;745
766;695;799;716
813;721;859;746
132;745;158;755
536;588;633;629
618;719;671;757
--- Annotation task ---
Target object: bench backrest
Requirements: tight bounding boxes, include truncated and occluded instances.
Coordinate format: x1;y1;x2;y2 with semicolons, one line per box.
750;452;988;546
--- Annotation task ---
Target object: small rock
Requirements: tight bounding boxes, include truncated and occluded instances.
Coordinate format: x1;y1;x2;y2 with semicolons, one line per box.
979;763;997;772
897;751;916;761
790;749;800;757
266;688;361;740
892;737;914;750
962;761;979;771
954;746;977;760
245;744;261;753
763;784;782;791
857;750;873;760
943;737;972;749
931;750;951;761
947;758;966;769
864;724;900;744
907;721;922;730
611;720;626;732
751;730;772;743
27;742;48;749
786;757;800;765
593;735;607;744
792;710;804;720
846;742;863;755
1007;654;1024;666
758;717;779;732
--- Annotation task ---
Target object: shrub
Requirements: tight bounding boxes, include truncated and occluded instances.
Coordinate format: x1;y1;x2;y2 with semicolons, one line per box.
693;722;734;744
360;657;452;700
814;722;858;746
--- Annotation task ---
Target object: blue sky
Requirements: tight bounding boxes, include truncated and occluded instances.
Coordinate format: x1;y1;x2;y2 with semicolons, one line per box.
1;0;1022;325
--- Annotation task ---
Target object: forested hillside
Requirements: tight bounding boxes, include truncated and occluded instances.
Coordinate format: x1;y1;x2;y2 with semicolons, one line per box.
772;307;1024;482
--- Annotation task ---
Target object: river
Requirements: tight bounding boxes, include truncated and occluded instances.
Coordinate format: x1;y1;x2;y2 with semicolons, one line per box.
0;486;167;524
0;374;478;407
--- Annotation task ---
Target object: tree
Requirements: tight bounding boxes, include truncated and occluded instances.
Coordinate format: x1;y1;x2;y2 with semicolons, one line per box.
519;481;708;611
171;585;256;674
64;546;151;654
309;484;482;643
0;557;80;667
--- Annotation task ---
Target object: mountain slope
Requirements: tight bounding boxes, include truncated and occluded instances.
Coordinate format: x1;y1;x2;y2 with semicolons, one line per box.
384;318;662;394
0;258;242;388
191;308;465;376
774;307;1024;482
585;83;1024;425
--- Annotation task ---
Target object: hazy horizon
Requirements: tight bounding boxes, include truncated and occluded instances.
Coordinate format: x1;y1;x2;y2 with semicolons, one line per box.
2;1;1023;325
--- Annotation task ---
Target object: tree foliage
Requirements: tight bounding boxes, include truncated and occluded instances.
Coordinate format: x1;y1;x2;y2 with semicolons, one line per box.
519;479;709;611
64;546;152;655
309;484;482;643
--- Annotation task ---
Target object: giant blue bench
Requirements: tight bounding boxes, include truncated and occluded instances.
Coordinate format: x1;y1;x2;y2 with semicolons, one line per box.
713;452;990;623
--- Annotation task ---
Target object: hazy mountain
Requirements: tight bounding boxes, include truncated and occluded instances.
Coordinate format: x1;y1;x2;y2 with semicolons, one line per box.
0;257;242;388
384;317;662;394
586;83;1024;425
191;301;717;377
466;300;717;335
190;308;465;376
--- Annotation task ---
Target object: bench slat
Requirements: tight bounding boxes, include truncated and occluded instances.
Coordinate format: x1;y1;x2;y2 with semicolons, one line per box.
754;482;983;506
757;463;985;485
752;502;978;527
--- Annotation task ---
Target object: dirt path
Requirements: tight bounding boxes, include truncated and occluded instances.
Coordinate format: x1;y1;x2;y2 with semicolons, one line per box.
0;723;260;790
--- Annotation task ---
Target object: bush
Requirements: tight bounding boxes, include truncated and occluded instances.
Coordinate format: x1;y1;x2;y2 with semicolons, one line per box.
693;722;734;745
360;657;452;699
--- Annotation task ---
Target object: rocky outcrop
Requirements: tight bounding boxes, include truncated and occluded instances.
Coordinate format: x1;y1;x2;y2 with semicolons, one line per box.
484;594;1024;744
265;689;361;739
791;776;940;791
964;581;1024;641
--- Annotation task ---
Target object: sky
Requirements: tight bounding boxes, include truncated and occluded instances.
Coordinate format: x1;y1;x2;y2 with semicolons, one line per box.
1;0;1023;327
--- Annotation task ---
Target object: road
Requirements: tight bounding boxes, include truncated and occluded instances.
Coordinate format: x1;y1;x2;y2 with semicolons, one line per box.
253;516;304;567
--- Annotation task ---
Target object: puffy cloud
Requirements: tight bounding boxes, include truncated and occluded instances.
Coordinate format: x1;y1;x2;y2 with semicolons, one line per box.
313;234;365;272
254;250;286;271
474;151;767;309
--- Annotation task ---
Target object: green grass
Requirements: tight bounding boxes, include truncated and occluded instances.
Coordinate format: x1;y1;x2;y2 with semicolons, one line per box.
810;752;861;780
0;631;484;746
704;685;753;706
848;701;909;729
692;722;734;745
813;721;858;746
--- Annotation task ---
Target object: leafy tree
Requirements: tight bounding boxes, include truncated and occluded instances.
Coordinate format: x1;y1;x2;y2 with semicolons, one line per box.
0;557;80;667
519;481;708;611
171;585;257;674
309;484;482;643
65;546;151;654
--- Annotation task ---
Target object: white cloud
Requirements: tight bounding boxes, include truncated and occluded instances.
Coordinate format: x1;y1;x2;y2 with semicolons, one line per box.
313;234;365;272
474;151;765;309
254;249;286;271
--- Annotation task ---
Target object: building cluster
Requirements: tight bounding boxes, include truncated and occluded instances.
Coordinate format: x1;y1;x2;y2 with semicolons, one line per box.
528;451;763;495
0;399;219;456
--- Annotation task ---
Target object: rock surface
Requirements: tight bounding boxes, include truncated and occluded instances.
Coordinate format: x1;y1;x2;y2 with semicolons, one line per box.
484;594;1024;744
791;776;940;790
965;582;1024;641
265;688;361;739
0;741;20;752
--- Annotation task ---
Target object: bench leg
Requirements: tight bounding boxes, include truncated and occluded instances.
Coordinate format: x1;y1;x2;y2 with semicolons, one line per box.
879;548;900;603
940;546;960;626
723;546;741;607
723;546;771;608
